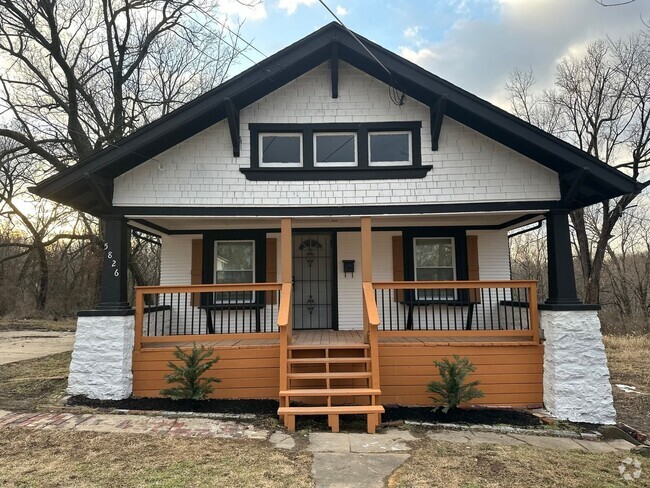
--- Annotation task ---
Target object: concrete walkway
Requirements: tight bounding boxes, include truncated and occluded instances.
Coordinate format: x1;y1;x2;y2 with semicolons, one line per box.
0;330;75;365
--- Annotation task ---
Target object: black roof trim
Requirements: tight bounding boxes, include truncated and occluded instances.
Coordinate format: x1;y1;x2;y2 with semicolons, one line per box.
33;22;639;214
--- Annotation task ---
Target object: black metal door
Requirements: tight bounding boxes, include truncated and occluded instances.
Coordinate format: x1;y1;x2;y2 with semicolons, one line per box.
292;233;334;329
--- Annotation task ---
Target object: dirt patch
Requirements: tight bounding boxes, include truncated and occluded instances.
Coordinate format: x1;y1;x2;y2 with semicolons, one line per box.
0;428;312;488
383;405;543;427
388;438;648;488
604;334;650;435
0;317;76;332
0;352;71;410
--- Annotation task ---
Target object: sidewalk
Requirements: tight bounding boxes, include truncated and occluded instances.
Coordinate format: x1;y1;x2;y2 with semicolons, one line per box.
0;330;74;365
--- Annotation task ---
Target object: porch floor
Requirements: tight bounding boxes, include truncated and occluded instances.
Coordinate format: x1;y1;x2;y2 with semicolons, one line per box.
140;329;536;349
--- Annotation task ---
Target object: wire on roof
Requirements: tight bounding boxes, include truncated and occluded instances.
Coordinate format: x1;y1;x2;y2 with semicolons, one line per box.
316;0;406;107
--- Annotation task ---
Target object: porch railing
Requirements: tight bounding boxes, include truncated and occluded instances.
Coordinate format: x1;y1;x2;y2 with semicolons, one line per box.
134;283;283;345
371;280;539;341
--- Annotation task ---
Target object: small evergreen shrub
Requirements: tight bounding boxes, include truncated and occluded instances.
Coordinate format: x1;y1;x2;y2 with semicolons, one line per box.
160;344;220;400
427;355;484;413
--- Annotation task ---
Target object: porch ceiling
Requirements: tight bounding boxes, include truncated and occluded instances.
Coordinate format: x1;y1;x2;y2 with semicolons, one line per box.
128;212;544;235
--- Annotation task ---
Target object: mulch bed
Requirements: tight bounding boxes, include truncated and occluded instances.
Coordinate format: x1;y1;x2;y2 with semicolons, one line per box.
67;396;280;416
383;405;542;427
68;396;542;427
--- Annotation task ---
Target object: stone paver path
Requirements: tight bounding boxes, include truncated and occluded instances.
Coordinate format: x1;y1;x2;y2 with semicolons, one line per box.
427;429;636;452
0;330;75;365
309;430;414;487
0;410;267;440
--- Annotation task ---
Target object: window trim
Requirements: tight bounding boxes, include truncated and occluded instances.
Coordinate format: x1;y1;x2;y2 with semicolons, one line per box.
314;132;358;167
247;122;425;180
258;132;303;168
214;239;256;303
368;131;412;167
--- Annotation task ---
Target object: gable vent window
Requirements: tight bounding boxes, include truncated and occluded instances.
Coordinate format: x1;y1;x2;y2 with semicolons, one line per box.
315;133;357;167
260;133;302;167
245;122;429;181
369;132;411;166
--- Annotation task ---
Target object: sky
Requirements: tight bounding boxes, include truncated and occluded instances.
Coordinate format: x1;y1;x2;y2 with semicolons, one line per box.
220;0;648;107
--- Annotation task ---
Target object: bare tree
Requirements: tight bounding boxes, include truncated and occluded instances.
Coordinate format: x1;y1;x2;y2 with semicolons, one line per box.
507;32;650;304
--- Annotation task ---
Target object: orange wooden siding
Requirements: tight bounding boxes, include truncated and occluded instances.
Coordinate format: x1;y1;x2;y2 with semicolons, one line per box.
132;341;543;407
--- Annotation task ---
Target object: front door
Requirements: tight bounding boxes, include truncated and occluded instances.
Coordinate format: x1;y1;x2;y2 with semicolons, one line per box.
292;232;335;329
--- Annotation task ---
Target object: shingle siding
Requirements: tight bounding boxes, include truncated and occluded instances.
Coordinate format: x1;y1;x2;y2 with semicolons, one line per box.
113;62;560;208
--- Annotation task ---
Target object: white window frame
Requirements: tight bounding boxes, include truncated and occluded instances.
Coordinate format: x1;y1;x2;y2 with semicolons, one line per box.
259;133;303;168
368;131;412;167
214;240;255;303
313;132;358;167
413;237;456;300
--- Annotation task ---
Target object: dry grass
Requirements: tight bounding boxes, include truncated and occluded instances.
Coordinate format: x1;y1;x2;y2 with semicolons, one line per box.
0;428;312;488
604;334;650;433
389;439;649;488
0;352;71;410
0;317;76;332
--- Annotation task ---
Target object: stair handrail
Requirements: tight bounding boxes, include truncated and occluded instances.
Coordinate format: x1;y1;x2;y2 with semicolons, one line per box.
278;282;292;412
362;281;381;391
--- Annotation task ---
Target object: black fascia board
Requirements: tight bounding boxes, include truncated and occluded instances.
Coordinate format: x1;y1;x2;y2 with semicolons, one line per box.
33;22;638;212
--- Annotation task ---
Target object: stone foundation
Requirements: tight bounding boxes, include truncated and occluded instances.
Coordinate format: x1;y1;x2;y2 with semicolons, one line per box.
541;310;616;424
67;315;134;400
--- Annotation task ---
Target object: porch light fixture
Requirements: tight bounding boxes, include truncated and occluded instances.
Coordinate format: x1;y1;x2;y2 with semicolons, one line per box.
342;259;355;277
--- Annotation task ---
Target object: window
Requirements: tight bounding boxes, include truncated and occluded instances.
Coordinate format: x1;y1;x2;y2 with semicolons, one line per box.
214;240;255;301
259;133;302;167
369;131;411;166
314;133;357;167
414;237;455;299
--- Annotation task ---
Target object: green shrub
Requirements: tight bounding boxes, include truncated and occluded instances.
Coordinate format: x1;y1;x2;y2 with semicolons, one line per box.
160;344;220;400
427;355;484;413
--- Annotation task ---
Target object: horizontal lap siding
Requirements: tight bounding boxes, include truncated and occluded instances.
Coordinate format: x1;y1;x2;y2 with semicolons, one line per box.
132;346;280;399
377;343;544;406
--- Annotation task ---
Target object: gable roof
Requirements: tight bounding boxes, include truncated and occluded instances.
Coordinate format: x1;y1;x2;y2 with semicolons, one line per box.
32;22;640;215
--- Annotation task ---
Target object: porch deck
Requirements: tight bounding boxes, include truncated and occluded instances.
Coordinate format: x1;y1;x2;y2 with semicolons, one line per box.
139;329;536;350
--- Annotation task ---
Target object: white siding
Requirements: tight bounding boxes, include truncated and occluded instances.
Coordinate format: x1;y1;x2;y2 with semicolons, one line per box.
159;234;199;285
467;230;511;280
113;62;560;209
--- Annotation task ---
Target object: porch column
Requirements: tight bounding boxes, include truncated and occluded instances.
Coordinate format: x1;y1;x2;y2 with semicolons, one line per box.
97;215;131;312
360;217;372;282
544;210;580;307
69;214;134;400
540;209;615;424
280;218;292;283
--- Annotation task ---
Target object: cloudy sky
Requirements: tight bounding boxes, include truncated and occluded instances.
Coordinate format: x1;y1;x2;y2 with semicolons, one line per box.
221;0;648;107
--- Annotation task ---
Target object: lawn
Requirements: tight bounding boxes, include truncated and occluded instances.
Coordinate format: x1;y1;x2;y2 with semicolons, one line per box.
604;334;650;434
0;351;70;410
388;439;648;488
0;428;312;488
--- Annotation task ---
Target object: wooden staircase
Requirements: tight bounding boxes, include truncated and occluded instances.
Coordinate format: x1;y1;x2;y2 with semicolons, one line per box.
277;341;384;433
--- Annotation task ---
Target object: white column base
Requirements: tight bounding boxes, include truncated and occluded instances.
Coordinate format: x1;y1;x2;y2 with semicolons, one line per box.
67;315;134;400
541;309;616;424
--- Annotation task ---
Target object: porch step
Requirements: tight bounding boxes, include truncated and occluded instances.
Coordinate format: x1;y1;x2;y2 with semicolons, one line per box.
287;372;372;380
288;343;369;350
287;357;370;364
279;388;381;397
278;405;385;434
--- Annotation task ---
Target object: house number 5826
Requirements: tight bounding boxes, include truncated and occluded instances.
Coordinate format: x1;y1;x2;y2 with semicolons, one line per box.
103;243;120;277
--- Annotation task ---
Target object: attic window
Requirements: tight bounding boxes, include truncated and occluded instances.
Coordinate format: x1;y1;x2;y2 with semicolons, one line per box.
244;122;430;181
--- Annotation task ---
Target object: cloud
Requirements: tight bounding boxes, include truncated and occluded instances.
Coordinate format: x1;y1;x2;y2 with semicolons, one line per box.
398;0;647;106
403;26;420;39
219;0;267;20
277;0;318;15
335;5;349;17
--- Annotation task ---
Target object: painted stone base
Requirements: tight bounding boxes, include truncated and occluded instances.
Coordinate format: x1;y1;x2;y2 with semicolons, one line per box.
67;315;134;400
541;310;616;425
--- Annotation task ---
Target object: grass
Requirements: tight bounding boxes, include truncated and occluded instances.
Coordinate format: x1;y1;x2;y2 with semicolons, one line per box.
0;351;71;411
0;428;313;488
388;439;649;488
0;317;76;332
603;334;650;433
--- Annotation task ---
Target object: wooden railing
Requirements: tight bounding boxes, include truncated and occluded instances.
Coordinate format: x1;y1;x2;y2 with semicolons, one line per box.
278;282;293;414
371;280;539;342
134;283;283;349
362;281;381;391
